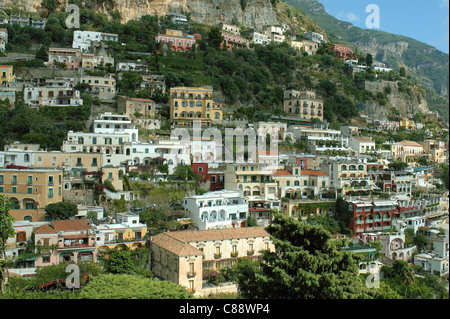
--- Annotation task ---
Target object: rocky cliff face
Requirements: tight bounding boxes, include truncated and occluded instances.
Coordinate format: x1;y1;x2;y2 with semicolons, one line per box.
361;80;429;120
5;0;279;30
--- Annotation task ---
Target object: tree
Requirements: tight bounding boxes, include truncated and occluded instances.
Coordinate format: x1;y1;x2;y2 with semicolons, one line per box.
35;46;48;61
101;247;136;275
0;195;15;294
79;273;193;299
45;201;78;220
229;212;374;298
365;53;373;67
440;164;449;189
207;26;224;50
388;161;408;171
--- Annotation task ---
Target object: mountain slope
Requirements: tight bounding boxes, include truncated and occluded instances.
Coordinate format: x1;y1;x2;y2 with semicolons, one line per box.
283;0;449;121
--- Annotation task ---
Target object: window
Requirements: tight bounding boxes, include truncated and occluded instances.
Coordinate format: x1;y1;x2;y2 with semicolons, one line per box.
48;176;54;185
48;188;53;198
12;186;17;194
27;176;33;185
27;187;33;194
12;175;17;184
0;175;3;184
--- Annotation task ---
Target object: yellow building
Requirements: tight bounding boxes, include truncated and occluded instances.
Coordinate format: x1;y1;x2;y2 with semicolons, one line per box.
0;168;63;222
0;65;15;85
400;119;416;131
170;86;223;127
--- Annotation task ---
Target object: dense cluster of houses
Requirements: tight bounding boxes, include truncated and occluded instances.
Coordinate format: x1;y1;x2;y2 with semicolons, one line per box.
0;14;448;296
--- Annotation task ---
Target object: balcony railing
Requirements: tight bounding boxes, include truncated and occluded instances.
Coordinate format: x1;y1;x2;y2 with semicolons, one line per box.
187;271;196;278
231;251;238;258
214;253;221;259
247;250;254;256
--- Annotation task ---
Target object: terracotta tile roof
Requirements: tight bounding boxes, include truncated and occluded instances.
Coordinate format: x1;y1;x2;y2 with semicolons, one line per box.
151;233;203;257
300;169;328;176
167;227;269;243
274;170;292;176
151;227;270;257
352;136;374;143
399;140;423;147
129;97;154;102
34;224;57;234
51;219;92;232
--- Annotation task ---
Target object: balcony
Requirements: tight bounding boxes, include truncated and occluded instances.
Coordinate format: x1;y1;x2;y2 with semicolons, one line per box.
214;253;221;259
247;250;254;256
231;251;238;258
187;271;196;278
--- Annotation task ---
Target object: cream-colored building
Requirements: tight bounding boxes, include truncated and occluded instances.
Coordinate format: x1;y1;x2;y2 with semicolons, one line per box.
79;76;116;100
81;53;114;68
391;140;426;163
224;163;278;198
170;86;223;127
283;89;324;121
117;95;156;119
150;227;273;294
272;167;330;199
289;39;319;55
327;159;378;198
421;139;447;164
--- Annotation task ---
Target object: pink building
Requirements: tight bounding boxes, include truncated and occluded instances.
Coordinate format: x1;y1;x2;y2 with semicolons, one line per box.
34;219;97;267
156;30;200;53
47;48;81;70
221;32;250;51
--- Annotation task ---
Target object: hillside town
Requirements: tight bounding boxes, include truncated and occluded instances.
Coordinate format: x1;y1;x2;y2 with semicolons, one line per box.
0;6;448;300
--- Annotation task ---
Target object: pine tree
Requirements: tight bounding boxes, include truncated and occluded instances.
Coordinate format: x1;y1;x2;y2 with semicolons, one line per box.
232;212;374;299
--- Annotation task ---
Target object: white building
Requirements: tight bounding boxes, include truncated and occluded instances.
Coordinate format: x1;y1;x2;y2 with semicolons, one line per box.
414;254;449;277
254;122;288;142
183;190;249;230
0;28;7;52
378;232;416;262
128;138;191;174
349;136;376;156
62;131;131;167
24;79;83;107
93;113;139;143
72;31;119;52
290;126;349;154
94;212;146;246
303;31;325;43
252;31;269;46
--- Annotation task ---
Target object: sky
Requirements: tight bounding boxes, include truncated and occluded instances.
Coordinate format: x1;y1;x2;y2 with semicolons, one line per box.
318;0;449;54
